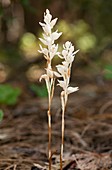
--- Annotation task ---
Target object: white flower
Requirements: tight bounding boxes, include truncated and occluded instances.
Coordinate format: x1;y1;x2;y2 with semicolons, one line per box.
45;68;54;78
57;80;67;90
54;71;62;77
39;9;58;29
39;74;48;82
44;9;52;24
40;74;50;95
43;24;51;35
62;50;68;58
63;41;71;49
62;61;69;67
67;87;79;94
49;44;59;59
38;45;48;57
51;31;62;41
62;41;79;64
73;49;80;55
39;38;48;46
56;64;68;76
50;18;58;28
40;31;61;47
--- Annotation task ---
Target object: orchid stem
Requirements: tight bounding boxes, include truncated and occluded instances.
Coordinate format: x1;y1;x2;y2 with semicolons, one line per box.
48;80;55;170
48;109;52;170
60;93;67;170
60;108;65;170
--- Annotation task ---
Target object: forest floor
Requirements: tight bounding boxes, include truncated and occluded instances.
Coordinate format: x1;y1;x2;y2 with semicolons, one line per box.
0;70;112;170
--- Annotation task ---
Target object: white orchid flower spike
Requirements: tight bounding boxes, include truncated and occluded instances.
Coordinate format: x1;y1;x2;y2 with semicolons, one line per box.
38;9;62;170
55;41;79;170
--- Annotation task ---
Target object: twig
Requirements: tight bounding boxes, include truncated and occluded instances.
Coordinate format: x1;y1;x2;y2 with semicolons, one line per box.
99;100;112;114
5;164;16;170
13;164;17;170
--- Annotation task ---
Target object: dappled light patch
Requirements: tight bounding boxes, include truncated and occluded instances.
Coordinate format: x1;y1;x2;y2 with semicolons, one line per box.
20;32;39;61
26;65;44;82
0;63;9;83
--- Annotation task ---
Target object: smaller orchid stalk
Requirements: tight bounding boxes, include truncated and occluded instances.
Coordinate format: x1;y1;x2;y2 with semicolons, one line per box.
39;9;62;170
55;41;79;170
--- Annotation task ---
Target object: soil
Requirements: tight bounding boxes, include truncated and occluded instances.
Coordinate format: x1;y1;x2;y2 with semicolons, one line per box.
0;72;112;170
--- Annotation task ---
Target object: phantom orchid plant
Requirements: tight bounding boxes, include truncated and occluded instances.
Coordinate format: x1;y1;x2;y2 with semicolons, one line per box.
39;9;79;170
55;41;79;170
38;9;62;170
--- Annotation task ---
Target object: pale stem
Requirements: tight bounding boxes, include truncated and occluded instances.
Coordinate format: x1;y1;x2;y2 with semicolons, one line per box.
60;107;65;170
60;93;67;170
51;78;55;101
47;78;55;170
48;94;52;170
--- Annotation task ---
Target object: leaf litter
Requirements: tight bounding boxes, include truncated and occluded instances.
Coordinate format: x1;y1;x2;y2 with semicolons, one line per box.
0;79;112;170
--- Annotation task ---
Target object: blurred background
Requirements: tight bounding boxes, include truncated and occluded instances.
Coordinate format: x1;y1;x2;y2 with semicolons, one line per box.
0;0;112;105
0;2;112;168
